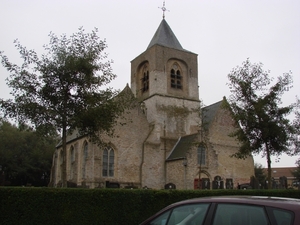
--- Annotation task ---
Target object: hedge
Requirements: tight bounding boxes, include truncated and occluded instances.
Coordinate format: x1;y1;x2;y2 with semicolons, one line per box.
0;187;299;225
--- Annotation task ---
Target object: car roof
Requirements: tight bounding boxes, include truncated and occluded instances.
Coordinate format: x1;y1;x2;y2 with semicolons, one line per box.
168;196;300;210
140;196;300;225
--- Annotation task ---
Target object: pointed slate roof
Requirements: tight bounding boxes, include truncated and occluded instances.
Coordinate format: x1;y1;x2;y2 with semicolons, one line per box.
147;19;184;50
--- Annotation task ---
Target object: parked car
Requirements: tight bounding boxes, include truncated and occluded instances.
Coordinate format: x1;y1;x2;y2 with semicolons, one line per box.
139;196;300;225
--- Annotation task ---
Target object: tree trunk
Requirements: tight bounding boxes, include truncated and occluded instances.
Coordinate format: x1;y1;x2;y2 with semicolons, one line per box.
61;123;67;187
265;143;272;189
61;90;68;188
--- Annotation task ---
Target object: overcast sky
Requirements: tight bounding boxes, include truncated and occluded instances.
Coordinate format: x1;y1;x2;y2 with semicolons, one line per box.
1;0;299;168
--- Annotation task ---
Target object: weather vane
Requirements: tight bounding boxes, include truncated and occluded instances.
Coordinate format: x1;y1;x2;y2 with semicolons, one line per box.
158;1;169;19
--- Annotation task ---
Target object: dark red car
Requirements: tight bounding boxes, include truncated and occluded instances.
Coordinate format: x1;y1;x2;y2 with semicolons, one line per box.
139;196;300;225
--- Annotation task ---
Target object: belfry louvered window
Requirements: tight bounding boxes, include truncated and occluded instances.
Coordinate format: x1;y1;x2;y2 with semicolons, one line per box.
141;65;149;93
170;64;182;89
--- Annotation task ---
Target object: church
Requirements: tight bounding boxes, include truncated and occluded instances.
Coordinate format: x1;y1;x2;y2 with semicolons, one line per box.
49;16;254;189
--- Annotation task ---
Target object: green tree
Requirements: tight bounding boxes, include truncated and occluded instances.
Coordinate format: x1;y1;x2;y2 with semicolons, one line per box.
226;59;295;188
254;163;266;188
0;28;127;187
292;159;300;188
0;120;56;186
292;98;300;154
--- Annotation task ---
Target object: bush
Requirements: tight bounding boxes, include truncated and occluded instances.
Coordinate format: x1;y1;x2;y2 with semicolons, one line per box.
0;187;299;225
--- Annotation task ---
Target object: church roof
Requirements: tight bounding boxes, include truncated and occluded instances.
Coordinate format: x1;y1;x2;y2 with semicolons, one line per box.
166;133;198;161
56;130;83;148
202;100;223;130
147;19;184;50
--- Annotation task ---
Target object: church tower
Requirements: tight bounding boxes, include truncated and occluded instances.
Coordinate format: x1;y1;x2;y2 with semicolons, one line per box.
131;19;201;139
130;17;202;188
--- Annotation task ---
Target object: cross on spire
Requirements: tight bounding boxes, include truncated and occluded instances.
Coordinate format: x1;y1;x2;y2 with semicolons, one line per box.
158;1;169;19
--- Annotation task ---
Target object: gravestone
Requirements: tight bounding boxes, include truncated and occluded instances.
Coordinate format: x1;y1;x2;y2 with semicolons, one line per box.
165;183;176;189
202;178;210;189
213;176;224;189
226;178;233;189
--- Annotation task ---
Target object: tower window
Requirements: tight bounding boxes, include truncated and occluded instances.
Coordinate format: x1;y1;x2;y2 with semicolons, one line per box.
170;65;182;89
141;65;149;93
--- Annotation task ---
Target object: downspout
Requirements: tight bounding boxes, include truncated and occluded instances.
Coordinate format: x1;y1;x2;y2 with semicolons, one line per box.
140;123;155;188
198;107;204;189
163;121;167;185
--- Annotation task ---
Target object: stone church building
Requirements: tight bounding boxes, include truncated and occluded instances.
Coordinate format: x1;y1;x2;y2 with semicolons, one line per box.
49;18;254;189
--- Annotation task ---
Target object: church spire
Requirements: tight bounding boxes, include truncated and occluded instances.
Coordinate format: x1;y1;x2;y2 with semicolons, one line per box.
147;19;183;50
149;2;184;50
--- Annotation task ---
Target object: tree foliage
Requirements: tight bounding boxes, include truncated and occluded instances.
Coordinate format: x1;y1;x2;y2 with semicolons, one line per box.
292;98;300;154
254;163;266;188
226;59;296;188
0;27;128;186
292;159;300;183
0;120;56;186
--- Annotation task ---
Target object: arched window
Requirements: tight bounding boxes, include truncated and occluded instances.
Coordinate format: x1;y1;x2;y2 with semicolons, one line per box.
102;148;108;176
83;142;88;160
69;146;75;180
109;149;114;177
197;145;206;165
102;147;114;177
141;64;149;93
170;63;182;89
59;150;64;166
82;142;88;179
59;150;63;181
70;146;75;163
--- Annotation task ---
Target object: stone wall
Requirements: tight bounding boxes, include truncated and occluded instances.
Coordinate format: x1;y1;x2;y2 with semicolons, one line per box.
206;105;254;188
52;101;150;188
